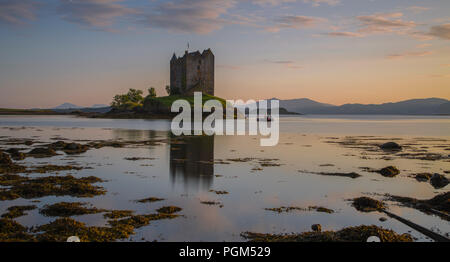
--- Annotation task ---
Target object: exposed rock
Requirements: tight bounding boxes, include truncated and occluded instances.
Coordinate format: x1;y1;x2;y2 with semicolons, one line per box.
311;224;321;232
430;173;449;189
27;147;57;158
0;152;13;166
378;166;400;177
156;206;182;214
63;143;89;155
379;217;387;222
388;192;450;220
415;173;432;182
299;170;361;179
265;206;334;214
135;197;165;203
0;152;26;174
5;148;26;160
380;142;402;151
352;197;385;212
47;141;67;149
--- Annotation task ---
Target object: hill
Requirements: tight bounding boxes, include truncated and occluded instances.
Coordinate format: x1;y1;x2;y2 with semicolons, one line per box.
272;98;450;115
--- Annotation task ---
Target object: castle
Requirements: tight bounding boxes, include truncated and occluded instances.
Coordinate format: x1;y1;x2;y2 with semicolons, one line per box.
170;49;214;96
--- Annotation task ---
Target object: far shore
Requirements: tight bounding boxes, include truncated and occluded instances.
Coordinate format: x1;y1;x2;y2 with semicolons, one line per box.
0;108;448;118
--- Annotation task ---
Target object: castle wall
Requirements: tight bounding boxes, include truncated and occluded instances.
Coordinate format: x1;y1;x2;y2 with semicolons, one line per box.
170;49;214;96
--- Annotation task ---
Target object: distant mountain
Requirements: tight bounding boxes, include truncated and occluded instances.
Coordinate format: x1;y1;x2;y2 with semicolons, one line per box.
273;98;450;115
52;103;82;110
274;98;334;113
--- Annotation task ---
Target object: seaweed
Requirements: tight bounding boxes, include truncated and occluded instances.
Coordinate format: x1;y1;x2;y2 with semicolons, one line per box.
0;218;36;242
0;174;105;200
387;192;450;220
1;205;37;219
103;210;134;219
39;202;106;217
265;206;334;214
209;190;229;195
156;206;182;214
352;197;385;212
241;225;412;242
136;197;165;203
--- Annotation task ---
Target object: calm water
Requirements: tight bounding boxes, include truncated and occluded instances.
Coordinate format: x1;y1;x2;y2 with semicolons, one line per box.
0;115;449;241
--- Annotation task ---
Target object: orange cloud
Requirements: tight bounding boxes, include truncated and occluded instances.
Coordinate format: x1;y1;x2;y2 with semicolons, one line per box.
326;31;364;37
386;51;433;60
357;12;416;34
266;15;326;32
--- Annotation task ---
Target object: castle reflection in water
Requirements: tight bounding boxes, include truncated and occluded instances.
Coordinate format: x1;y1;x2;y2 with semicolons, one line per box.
169;135;215;190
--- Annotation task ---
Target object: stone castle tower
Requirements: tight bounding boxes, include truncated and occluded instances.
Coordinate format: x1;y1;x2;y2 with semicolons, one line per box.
170;49;214;96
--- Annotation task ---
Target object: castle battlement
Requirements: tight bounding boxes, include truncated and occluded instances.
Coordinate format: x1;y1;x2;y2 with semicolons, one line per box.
170;49;214;96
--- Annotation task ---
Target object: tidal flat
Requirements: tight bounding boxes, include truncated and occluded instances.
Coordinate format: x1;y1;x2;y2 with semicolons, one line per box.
0;115;449;242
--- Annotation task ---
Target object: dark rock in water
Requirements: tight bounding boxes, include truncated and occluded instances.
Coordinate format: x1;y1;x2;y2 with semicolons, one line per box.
380;142;402;151
0;152;13;166
430;173;449;189
352;197;385;212
5;148;26;161
63;143;89;155
379;217;387;222
314;171;361;179
27;147;57;157
388;192;450;217
415;173;432;182
48;141;67;149
311;224;322;232
378;166;400;177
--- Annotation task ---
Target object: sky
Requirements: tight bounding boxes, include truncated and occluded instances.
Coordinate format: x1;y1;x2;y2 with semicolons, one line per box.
0;0;449;108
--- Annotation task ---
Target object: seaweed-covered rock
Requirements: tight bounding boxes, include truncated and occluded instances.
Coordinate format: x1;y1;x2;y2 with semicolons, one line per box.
241;225;412;242
352;197;385;212
380;142;402;151
1;205;37;219
35;217;134;242
27;147;57;158
0;152;26;174
311;224;321;232
40;202;105;217
0;152;13;166
63;143;89;155
48;141;67;149
5;148;26;160
388;192;450;220
0;174;105;200
0;218;36;242
379;166;400;177
430;173;449;189
136;197;165;203
415;173;432;182
156;206;182;214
